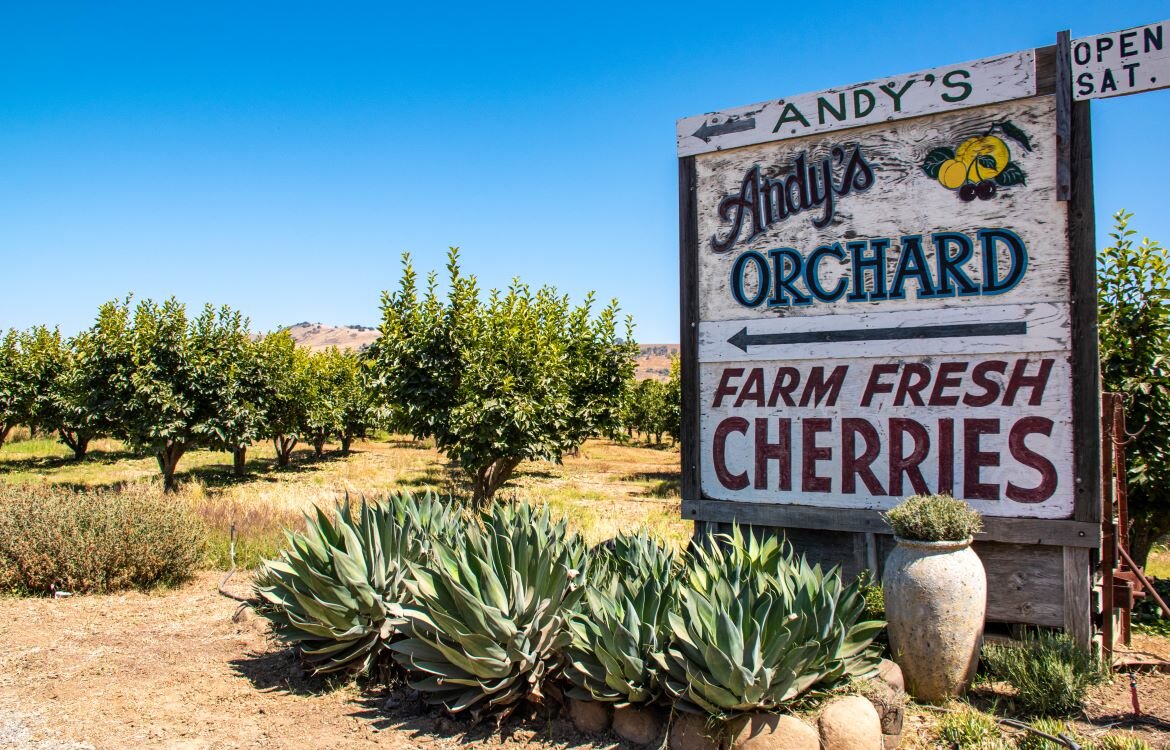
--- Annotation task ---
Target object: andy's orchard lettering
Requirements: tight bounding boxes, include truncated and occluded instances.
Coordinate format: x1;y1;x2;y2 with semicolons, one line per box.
707;358;1061;503
711;146;875;252
729;228;1027;308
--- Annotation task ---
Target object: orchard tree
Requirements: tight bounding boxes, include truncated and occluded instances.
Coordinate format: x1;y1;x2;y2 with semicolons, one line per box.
190;306;265;476
114;298;257;491
1098;210;1170;568
18;327;76;454
0;329;31;449
303;348;341;458
257;330;311;468
330;348;374;454
370;248;637;506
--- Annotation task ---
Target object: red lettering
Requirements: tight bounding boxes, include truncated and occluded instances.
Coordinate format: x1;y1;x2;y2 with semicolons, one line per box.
842;418;884;494
963;418;1001;500
754;417;792;491
889;418;930;497
894;363;931;406
1003;358;1054;406
713;368;744;408
938;418;955;494
1007;417;1057;502
861;364;898;407
713;417;750;490
768;367;800;407
734;368;766;407
929;362;969;406
801;418;833;493
963;360;1006;407
800;365;849;407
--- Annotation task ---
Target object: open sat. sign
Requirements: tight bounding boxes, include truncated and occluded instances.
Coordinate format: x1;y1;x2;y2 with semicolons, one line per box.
679;50;1079;520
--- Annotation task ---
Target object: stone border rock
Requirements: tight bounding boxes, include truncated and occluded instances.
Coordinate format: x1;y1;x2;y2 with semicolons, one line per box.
565;663;906;750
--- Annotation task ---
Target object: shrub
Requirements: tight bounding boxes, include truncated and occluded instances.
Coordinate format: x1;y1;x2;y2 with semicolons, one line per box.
1015;718;1083;750
654;526;884;717
936;707;1009;750
884;493;983;541
1096;732;1153;750
0;485;204;594
391;501;587;718
565;530;680;705
980;631;1107;716
254;491;459;677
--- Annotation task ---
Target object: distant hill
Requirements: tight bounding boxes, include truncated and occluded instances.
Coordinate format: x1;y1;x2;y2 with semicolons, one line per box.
283;322;380;352
285;322;677;380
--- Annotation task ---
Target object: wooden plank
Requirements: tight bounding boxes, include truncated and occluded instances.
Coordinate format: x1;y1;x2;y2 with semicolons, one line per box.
699;303;1071;363
682;499;1100;547
983;542;1065;627
1072;19;1170;100
677;50;1036;157
1035;45;1057;96
1064;546;1093;648
1056;31;1073;201
679;155;702;534
1068;98;1101;526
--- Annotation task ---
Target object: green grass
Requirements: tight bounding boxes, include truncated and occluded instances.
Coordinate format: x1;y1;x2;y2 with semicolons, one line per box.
936;706;1010;749
0;432;690;572
980;631;1107;717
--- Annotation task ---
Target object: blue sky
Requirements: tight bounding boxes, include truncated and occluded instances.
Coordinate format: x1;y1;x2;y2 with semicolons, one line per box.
1;2;1167;343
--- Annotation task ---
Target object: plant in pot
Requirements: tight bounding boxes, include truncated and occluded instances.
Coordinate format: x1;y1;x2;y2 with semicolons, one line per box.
881;494;986;701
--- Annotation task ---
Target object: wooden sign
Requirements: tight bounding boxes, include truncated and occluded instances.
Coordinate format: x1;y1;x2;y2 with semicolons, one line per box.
678;45;1102;640
677;51;1035;157
1072;19;1170;100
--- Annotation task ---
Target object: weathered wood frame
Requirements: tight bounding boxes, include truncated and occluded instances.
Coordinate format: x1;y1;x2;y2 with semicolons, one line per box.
678;44;1101;644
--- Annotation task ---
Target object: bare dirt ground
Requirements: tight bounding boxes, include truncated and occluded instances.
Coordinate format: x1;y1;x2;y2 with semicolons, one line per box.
0;573;620;750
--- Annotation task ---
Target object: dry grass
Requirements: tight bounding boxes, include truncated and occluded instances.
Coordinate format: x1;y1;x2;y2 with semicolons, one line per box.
0;433;690;569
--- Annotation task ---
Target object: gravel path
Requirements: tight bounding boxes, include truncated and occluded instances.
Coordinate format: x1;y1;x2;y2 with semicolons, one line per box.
0;709;92;750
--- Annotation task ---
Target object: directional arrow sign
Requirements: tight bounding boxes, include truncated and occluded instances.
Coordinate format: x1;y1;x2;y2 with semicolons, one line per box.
727;321;1027;353
692;117;756;143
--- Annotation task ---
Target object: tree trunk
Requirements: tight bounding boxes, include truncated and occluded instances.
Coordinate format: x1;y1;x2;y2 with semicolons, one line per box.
156;442;186;493
0;422;11;450
313;437;325;458
233;446;247;476
59;430;90;460
470;457;524;508
341;435;353;454
274;436;296;468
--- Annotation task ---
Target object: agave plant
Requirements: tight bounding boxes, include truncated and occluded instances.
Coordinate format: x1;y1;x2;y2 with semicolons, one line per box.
655;526;884;717
254;490;459;676
564;530;680;706
391;501;587;717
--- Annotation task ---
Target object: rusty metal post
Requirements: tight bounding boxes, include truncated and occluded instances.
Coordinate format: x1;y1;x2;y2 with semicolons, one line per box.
1100;393;1116;658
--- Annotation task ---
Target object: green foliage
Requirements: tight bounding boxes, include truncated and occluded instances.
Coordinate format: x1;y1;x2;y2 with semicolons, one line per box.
883;493;983;542
0;484;204;595
300;347;376;456
1014;718;1082;750
654;526;884;717
936;707;1010;750
1095;732;1154;750
1098;210;1170;567
980;631;1107;716
391;501;587;717
0;329;37;449
626;362;680;445
1131;570;1170;636
565;531;680;705
256;330;312;467
255;491;458;677
92;298;260;490
370;248;638;505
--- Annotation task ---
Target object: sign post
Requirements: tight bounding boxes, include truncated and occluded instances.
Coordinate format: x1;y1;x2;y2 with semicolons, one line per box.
677;44;1102;644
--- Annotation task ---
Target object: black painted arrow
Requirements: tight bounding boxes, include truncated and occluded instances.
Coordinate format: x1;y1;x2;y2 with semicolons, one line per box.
727;321;1028;353
693;117;756;142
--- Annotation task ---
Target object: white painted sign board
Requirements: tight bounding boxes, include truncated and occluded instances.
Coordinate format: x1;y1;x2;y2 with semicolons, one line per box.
1072;19;1170;100
677;51;1035;157
680;52;1079;520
